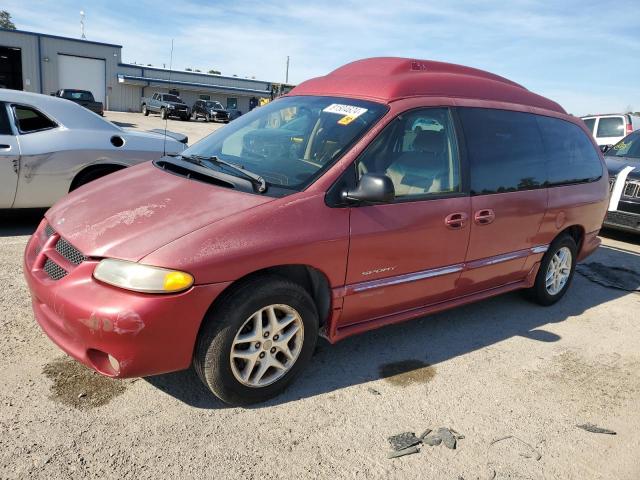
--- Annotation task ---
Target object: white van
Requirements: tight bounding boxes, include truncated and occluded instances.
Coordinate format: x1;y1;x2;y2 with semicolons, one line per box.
581;113;640;147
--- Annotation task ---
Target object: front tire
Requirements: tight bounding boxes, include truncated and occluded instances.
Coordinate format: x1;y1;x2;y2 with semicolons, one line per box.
160;108;167;120
194;275;318;405
142;104;149;116
527;235;577;306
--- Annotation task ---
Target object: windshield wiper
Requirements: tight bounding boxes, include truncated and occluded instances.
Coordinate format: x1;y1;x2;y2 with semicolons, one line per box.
182;154;267;193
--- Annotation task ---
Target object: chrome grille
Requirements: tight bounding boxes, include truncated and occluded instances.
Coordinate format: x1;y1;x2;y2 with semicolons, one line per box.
623;180;640;199
43;259;67;280
55;238;86;265
44;224;55;237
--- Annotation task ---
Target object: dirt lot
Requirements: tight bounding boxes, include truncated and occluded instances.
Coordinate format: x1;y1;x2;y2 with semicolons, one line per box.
1;209;639;479
105;111;226;145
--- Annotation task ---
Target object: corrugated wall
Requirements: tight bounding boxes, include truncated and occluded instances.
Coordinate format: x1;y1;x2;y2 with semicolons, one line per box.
0;30;40;92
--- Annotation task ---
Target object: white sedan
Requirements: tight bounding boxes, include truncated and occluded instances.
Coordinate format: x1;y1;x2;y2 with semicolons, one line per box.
0;90;186;209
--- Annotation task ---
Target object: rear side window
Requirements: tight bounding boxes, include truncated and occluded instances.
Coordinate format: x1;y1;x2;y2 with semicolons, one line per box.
458;108;546;195
582;118;595;134
537;116;602;185
596;117;624;137
12;105;57;134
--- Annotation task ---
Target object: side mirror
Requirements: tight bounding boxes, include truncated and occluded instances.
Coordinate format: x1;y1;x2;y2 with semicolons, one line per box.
343;173;395;204
600;144;613;154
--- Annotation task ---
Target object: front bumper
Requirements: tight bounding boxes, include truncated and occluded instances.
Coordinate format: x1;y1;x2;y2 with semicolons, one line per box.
603;210;640;233
23;220;230;378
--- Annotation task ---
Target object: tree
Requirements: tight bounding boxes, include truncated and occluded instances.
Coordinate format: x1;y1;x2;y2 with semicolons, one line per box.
0;11;16;29
194;69;201;72
208;69;221;75
185;67;192;71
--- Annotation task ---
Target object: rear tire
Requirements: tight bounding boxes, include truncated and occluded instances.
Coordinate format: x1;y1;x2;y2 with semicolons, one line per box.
70;165;123;191
205;113;211;123
142;104;149;116
194;275;318;406
526;234;577;306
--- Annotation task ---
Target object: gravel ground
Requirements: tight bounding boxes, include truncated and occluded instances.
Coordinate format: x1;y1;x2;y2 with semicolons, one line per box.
1;210;639;479
105;111;226;144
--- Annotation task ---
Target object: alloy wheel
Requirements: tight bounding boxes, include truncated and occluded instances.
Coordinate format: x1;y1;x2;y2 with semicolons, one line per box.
545;246;572;295
229;304;304;388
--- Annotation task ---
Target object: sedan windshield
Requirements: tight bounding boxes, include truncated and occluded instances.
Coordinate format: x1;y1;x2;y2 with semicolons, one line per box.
206;101;224;109
607;131;640;159
182;95;388;191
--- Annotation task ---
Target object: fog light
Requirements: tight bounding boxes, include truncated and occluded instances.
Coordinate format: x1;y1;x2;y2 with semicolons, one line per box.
108;354;120;374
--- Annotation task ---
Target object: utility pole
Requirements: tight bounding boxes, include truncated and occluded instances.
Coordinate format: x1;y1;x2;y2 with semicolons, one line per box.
80;10;86;39
285;56;290;84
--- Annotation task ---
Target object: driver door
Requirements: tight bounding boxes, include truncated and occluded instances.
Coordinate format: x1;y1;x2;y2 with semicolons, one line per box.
0;103;20;208
338;107;471;327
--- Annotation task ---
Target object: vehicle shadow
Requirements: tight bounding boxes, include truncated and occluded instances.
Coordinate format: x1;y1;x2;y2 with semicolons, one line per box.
146;242;640;409
0;209;46;237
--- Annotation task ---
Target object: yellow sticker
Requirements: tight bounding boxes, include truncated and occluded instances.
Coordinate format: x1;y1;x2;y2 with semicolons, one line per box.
338;115;356;125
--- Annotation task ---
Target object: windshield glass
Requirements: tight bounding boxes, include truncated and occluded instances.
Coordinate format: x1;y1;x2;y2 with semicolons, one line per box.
607;131;640;159
182;95;387;190
206;101;224;109
163;94;183;103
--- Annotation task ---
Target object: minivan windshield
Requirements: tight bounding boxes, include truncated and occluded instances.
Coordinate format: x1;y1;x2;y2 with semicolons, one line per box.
607;131;640;159
181;95;387;191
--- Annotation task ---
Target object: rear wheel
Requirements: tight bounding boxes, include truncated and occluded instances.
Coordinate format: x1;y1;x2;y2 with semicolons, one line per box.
191;110;198;121
142;104;148;116
205;113;211;123
194;275;318;405
70;165;124;191
527;235;577;306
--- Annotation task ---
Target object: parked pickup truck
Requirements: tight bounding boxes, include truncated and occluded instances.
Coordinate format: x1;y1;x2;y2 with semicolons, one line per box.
52;89;104;116
141;93;190;121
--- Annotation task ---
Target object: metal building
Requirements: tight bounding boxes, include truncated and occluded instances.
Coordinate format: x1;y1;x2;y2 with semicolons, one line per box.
0;27;277;113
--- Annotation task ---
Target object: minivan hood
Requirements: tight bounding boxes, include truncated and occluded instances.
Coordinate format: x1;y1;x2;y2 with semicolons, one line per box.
45;161;274;262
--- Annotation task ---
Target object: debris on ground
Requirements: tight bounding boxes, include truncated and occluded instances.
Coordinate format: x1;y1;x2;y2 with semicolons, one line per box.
576;262;640;292
387;427;463;458
388;432;421;451
387;445;420;459
490;435;542;461
367;387;382;396
577;423;617;435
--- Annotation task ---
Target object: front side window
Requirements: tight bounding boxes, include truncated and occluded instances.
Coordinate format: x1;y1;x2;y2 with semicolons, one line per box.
537;116;602;185
182;95;387;191
12;105;57;134
596;117;624;138
459;108;546;195
356;108;461;198
607;130;640;159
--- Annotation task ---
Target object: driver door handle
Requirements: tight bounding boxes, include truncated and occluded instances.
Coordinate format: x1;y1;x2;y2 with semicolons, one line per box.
444;212;468;229
474;209;496;225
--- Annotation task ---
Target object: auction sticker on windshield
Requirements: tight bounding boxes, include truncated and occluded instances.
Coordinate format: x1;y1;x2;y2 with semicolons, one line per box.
323;104;368;118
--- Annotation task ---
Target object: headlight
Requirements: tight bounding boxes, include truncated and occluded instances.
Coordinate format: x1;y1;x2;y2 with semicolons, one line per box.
93;259;194;294
168;105;175;109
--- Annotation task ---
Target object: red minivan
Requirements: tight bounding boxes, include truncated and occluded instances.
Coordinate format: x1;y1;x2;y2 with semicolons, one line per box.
24;58;608;405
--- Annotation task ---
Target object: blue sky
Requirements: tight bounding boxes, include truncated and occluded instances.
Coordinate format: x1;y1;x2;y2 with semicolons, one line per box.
4;0;639;115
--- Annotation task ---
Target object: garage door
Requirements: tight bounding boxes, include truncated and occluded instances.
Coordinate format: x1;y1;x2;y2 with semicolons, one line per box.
57;54;106;103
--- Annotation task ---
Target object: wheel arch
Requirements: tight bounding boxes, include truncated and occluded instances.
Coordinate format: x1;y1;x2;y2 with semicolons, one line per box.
206;264;333;328
69;163;127;191
556;224;585;252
